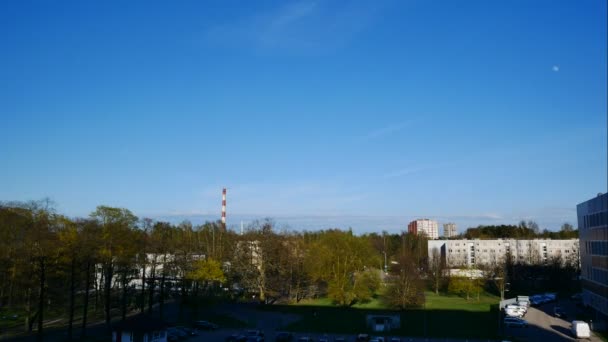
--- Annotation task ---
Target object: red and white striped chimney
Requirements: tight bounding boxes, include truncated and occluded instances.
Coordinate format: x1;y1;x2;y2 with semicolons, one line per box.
221;188;227;227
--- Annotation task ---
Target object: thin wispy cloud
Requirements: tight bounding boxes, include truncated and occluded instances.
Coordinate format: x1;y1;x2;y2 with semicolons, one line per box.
382;166;427;179
552;65;560;72
381;160;456;179
365;122;411;140
203;1;384;54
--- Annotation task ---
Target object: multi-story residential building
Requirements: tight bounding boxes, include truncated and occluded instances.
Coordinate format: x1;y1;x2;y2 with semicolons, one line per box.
428;239;579;268
443;223;457;238
577;193;608;328
408;219;439;239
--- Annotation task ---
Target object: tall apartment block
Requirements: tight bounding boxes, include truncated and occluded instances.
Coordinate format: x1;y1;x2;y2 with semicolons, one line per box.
428;239;579;268
408;219;439;239
443;223;457;238
577;193;608;328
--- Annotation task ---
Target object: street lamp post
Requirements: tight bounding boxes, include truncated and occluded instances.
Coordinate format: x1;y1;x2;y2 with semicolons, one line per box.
383;251;388;274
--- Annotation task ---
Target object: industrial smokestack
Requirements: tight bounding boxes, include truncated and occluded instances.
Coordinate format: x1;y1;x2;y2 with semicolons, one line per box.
221;188;227;228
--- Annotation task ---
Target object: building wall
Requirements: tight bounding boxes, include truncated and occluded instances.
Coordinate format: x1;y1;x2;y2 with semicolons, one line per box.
578;193;608;320
408;219;439;239
428;239;579;268
443;223;457;238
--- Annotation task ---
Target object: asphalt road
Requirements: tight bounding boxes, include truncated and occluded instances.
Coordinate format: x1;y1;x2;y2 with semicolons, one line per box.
502;300;602;342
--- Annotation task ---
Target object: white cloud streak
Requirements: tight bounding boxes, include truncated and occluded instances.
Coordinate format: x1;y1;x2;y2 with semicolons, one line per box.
203;1;382;54
365;122;411;140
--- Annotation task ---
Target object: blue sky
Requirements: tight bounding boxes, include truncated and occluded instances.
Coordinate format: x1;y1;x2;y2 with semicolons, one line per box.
1;0;606;233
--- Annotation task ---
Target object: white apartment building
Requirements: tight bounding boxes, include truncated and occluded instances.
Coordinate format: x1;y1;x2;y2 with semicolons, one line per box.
408;219;439;239
443;223;457;238
428;239;579;268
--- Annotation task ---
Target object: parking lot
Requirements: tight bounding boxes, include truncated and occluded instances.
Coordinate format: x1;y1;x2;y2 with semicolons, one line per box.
503;299;603;341
189;329;498;342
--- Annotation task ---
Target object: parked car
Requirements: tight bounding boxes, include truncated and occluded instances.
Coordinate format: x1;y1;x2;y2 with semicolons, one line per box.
245;330;264;338
571;320;591;339
529;296;542;306
357;334;371;341
506;304;526;312
571;293;583;301
275;332;293;342
554;306;567;318
334;337;346;342
167;327;188;339
226;335;247;342
176;327;197;336
246;337;264;342
390;338;401;342
297;337;313;342
543;293;557;302
224;334;247;342
503;317;528;328
505;311;524;318
194;320;219;330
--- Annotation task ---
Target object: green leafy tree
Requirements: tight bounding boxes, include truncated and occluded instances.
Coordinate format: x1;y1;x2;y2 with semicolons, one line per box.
307;230;380;306
188;259;226;285
448;269;484;301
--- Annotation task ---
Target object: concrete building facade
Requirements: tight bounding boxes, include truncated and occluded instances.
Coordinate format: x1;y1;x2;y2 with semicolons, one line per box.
577;193;608;327
408;219;439;239
428;239;579;268
443;223;457;238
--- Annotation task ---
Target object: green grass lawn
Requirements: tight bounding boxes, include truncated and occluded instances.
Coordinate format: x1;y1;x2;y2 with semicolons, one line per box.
264;291;500;339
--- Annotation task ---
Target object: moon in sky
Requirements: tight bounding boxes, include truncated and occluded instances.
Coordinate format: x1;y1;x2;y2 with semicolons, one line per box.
552;65;560;72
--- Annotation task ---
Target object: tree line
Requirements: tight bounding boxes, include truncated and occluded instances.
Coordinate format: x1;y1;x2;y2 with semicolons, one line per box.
459;221;578;240
0;200;429;340
0;200;581;340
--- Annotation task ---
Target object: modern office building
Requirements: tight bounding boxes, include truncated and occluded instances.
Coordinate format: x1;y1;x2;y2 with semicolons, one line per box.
577;193;608;327
408;219;439;239
428;239;579;268
443;223;457;238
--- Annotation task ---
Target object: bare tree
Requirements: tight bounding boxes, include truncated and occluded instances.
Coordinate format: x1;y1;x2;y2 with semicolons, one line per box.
428;247;445;294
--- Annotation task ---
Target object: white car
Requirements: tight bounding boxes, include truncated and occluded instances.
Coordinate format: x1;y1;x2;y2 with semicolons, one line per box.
505;308;524;318
571;320;590;338
506;304;526;312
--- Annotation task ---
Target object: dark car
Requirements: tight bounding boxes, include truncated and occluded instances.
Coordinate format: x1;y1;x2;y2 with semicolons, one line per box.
226;335;247;342
554;306;567;318
176;326;198;336
194;320;219;330
275;332;293;342
245;330;265;338
167;327;188;340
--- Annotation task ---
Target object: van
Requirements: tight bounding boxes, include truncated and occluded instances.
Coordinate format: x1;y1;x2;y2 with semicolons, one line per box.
570;320;590;339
